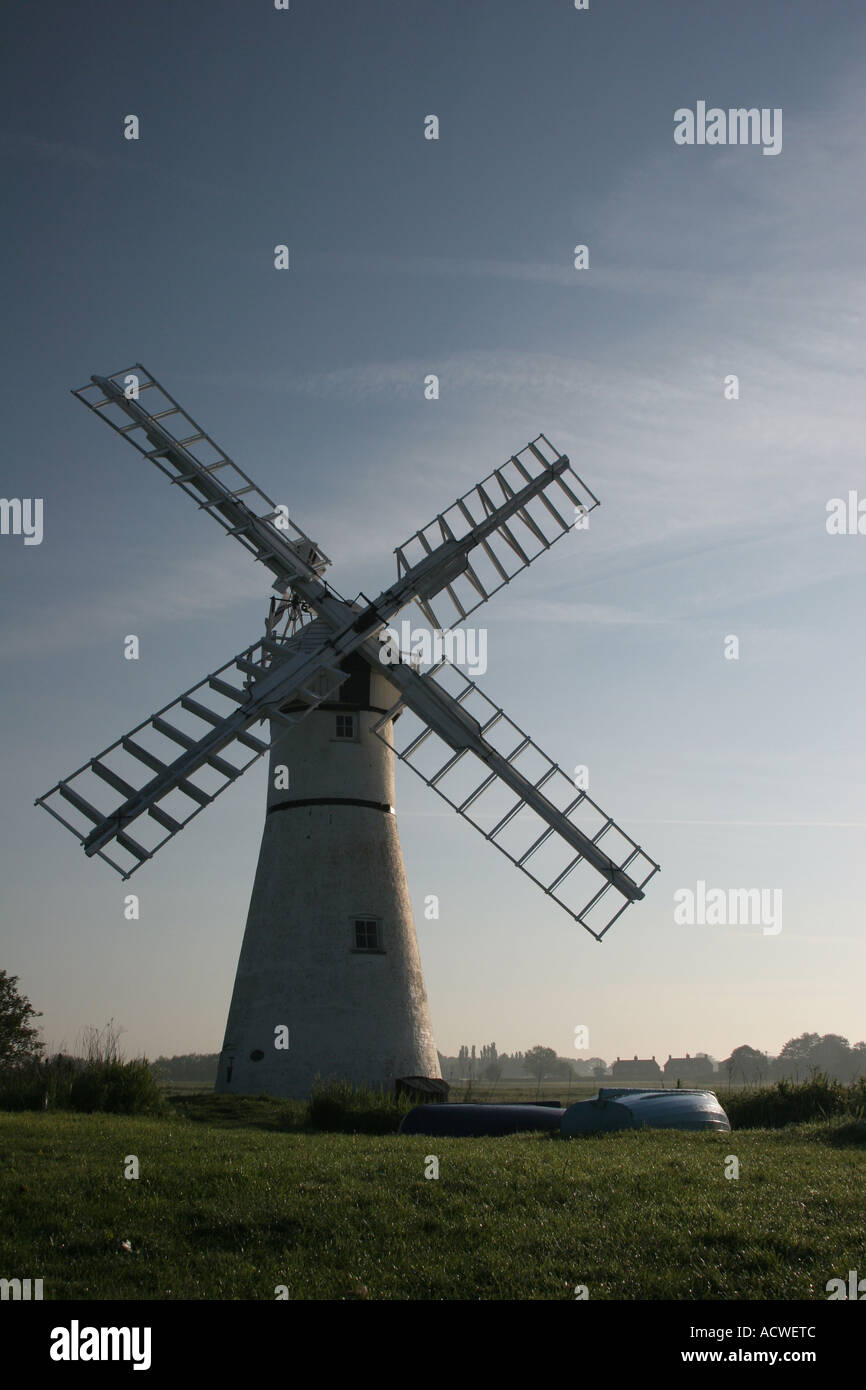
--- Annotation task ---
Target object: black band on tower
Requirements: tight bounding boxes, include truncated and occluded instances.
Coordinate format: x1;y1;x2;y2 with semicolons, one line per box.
267;797;394;816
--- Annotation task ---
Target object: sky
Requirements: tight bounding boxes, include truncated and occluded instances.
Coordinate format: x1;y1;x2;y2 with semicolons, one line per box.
1;0;864;1068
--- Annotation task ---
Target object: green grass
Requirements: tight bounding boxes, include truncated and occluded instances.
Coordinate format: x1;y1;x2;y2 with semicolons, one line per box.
446;1078;600;1103
164;1079;412;1134
1;1109;863;1300
166;1091;304;1131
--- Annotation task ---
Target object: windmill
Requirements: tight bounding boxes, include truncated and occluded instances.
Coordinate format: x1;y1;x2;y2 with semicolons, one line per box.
37;364;660;1097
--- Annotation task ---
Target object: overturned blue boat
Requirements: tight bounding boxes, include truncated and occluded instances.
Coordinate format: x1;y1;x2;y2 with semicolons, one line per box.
561;1088;730;1135
398;1089;730;1137
398;1102;565;1137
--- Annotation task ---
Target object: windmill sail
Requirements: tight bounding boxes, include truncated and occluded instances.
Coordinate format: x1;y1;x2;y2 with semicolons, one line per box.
74;369;595;639
36;625;347;878
393;435;599;629
370;656;659;940
73;365;330;591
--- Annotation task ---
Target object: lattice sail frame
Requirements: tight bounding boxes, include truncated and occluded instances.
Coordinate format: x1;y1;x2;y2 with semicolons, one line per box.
36;623;345;878
394;434;598;629
73;365;330;586
372;659;659;941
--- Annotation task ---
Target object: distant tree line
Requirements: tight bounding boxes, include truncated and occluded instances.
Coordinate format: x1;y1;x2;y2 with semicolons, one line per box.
151;1053;219;1083
722;1034;866;1085
439;1032;866;1086
438;1043;589;1083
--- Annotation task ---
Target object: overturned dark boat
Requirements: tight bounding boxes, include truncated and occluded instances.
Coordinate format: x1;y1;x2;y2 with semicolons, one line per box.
561;1088;730;1135
398;1089;730;1138
398;1102;565;1137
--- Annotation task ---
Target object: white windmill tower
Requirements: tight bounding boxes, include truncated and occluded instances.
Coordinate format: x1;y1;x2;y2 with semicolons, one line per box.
38;365;660;1097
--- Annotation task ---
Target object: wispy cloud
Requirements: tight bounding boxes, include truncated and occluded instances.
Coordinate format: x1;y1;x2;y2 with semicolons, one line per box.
0;132;227;197
0;545;271;663
506;598;672;627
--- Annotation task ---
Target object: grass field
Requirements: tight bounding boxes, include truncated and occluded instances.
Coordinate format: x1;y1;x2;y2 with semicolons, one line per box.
2;1101;864;1300
443;1079;602;1103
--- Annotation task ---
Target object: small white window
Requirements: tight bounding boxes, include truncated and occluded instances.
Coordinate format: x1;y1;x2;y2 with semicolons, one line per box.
335;713;355;739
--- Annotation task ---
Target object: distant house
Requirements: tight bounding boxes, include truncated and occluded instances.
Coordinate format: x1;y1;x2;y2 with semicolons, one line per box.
663;1053;711;1081
611;1055;662;1082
